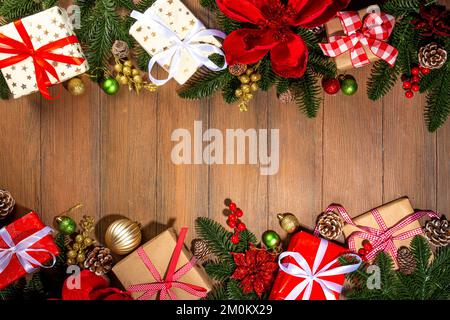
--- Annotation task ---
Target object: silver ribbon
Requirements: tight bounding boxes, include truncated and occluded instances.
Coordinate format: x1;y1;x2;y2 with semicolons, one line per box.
131;9;227;86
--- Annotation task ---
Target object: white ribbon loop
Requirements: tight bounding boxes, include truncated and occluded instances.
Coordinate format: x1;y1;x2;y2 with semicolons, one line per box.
131;10;227;86
0;226;56;274
278;238;362;300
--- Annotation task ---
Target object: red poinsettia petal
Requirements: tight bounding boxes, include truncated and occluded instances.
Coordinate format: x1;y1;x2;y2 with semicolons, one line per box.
223;28;279;66
216;0;267;24
240;276;255;294
232;252;247;267
262;261;279;273
232;266;251;280
253;278;265;297
270;32;308;78
288;0;350;28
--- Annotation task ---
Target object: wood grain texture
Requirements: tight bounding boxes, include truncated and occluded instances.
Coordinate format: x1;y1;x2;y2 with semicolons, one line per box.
437;120;450;215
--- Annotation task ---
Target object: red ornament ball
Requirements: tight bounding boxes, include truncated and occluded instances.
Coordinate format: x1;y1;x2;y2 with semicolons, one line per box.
227;219;237;228
231;234;240;244
362;240;373;252
358;248;366;256
235;208;243;217
411;67;420;76
228;213;237;221
420;67;430;75
322;78;341;95
412;75;421;83
402;81;412;89
237;222;247;231
405;90;414;99
412;83;420;92
228;202;237;212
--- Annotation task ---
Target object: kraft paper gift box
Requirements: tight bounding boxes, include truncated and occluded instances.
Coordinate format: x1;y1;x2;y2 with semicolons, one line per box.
0;6;88;99
112;228;212;300
129;0;222;85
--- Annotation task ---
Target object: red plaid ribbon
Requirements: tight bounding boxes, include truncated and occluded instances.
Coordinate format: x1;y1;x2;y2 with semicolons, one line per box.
127;227;207;300
315;205;439;261
319;11;398;68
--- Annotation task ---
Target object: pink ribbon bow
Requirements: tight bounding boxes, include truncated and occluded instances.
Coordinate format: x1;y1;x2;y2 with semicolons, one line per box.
319;11;398;68
320;205;439;261
127;227;207;300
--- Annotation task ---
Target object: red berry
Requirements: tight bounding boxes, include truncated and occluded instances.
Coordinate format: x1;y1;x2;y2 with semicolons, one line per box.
361;256;368;262
362;240;373;252
235;208;243;217
237;222;246;231
405;90;414;99
227;219;237;228
358;248;366;256
228;202;237;212
402;81;412;89
412;83;420;92
401;74;409;82
231;234;240;244
420;67;430;75
228;213;237;221
322;78;341;95
412;75;421;83
411;67;420;76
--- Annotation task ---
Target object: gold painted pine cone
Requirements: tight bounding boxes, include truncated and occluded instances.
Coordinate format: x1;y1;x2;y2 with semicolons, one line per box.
84;246;113;275
317;211;344;240
423;216;450;247
0;189;15;220
418;42;447;69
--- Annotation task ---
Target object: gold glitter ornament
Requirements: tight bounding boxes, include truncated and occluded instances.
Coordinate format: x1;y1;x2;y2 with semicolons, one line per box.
66;77;86;96
277;213;300;234
104;218;142;255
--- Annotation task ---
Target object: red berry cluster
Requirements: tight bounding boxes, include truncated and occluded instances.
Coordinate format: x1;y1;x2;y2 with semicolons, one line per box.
357;240;373;261
226;201;246;244
401;66;430;99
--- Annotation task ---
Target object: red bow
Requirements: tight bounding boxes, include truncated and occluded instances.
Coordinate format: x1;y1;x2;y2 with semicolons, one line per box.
218;0;350;78
0;20;85;99
319;11;398;68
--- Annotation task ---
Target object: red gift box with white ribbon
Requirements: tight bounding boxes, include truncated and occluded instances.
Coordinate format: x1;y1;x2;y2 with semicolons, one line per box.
0;212;59;289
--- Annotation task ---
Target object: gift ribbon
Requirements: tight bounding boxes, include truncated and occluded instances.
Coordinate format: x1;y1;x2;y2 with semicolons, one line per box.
0;19;85;99
127;227;207;300
0;226;56;274
130;10;227;86
319;11;398;68
278;238;362;300
319;204;439;260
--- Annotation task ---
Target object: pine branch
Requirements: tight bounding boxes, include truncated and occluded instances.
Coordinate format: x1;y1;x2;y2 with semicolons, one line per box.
195;217;236;261
222;77;241;104
114;0;135;11
0;0;42;23
0;73;10;100
216;11;242;34
419;69;443;93
136;0;157;12
234;229;258;253
42;0;59;9
308;51;337;79
276;77;291;95
178;69;233;100
381;0;421;16
135;46;151;71
258;57;276;91
204;261;235;281
367;61;400;101
23;273;47;300
294;27;320;47
205;284;227;300
226;280;258;300
200;0;217;9
291;69;322;118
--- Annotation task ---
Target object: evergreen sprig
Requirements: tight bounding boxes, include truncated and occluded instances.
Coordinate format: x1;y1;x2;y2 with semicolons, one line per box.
381;0;421;16
178;69;233;100
0;0;42;23
291;69;322;118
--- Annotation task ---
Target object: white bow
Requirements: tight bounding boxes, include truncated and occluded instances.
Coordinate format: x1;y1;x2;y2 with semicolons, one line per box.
278;238;362;300
131;10;227;86
0;226;56;274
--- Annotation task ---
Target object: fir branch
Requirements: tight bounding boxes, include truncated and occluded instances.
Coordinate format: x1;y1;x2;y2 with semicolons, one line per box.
226;280;258;300
308;51;337;79
135;46;151;71
294;27;319;47
200;0;217;9
204;261;235;281
195;217;236;261
205;284;227;300
178;69;232;100
291;69;322;118
276;77;291;95
114;0;135;11
258;57;276;91
42;0;59;9
0;0;42;23
23;273;47;300
222;77;241;104
136;0;156;12
234;229;258;253
419;69;443;93
0;73;10;100
381;0;421;16
216;11;242;34
367;61;400;101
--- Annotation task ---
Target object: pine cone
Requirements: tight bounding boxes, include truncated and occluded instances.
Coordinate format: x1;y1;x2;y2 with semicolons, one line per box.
317;211;344;240
111;40;130;59
418;43;447;70
277;89;295;104
228;64;247;76
397;246;416;275
84;246;113;275
423;216;450;247
0;189;15;220
191;238;215;262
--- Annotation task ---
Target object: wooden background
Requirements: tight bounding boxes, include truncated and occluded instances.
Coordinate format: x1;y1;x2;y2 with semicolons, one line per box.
0;0;449;246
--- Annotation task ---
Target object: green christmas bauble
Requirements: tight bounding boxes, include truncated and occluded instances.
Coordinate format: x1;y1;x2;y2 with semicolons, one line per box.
262;230;281;249
101;78;120;95
340;76;358;96
56;216;76;235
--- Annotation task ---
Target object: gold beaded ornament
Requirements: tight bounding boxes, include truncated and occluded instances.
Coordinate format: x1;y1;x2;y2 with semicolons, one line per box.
232;64;262;112
112;57;158;93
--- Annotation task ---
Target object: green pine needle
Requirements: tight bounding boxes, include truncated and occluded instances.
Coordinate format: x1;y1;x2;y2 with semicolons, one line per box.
367;61;400;101
258;57;276;92
381;0;421;16
136;0;157;12
0;73;10;100
195;217;236;261
222;77;241;104
291;69;322;118
226;280;258;300
204;261;235;281
0;0;42;23
178;69;233;100
308;51;337;79
276;77;291;95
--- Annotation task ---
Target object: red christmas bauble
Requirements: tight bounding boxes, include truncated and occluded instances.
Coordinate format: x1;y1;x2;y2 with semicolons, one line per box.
237;222;247;231
322;78;341;95
228;202;237;212
412;83;420;92
227;219;237;228
235;208;243;217
420;67;430;75
402;81;412;89
411;67;420;76
405;90;414;99
412;75;421;83
231;234;240;244
228;213;237;221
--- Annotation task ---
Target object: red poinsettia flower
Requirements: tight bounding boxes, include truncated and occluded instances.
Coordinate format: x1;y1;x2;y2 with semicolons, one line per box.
231;245;278;297
218;0;350;78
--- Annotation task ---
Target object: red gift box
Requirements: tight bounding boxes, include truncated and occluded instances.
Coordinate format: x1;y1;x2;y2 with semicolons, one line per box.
0;212;59;289
269;231;361;300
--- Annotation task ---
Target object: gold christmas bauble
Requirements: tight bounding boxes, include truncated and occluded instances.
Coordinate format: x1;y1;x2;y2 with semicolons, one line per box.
277;213;300;234
132;69;140;76
67;77;86;96
105;218;142;255
122;66;132;76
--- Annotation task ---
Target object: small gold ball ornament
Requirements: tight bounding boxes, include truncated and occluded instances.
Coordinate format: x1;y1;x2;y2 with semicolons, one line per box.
105;218;142;255
239;75;251;84
277;213;300;234
67;77;86;96
122;66;132;76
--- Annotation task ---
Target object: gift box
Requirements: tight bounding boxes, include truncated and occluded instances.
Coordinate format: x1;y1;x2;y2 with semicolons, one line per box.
112;227;212;300
0;212;59;289
129;0;224;85
320;5;397;71
0;6;88;99
340;198;439;266
269;231;361;300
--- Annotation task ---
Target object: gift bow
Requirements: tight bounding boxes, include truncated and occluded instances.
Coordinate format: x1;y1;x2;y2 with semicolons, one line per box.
0;225;56;274
323;204;439;260
319;11;398;68
0;20;85;99
278;238;362;300
128;227;207;300
130;10;227;86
